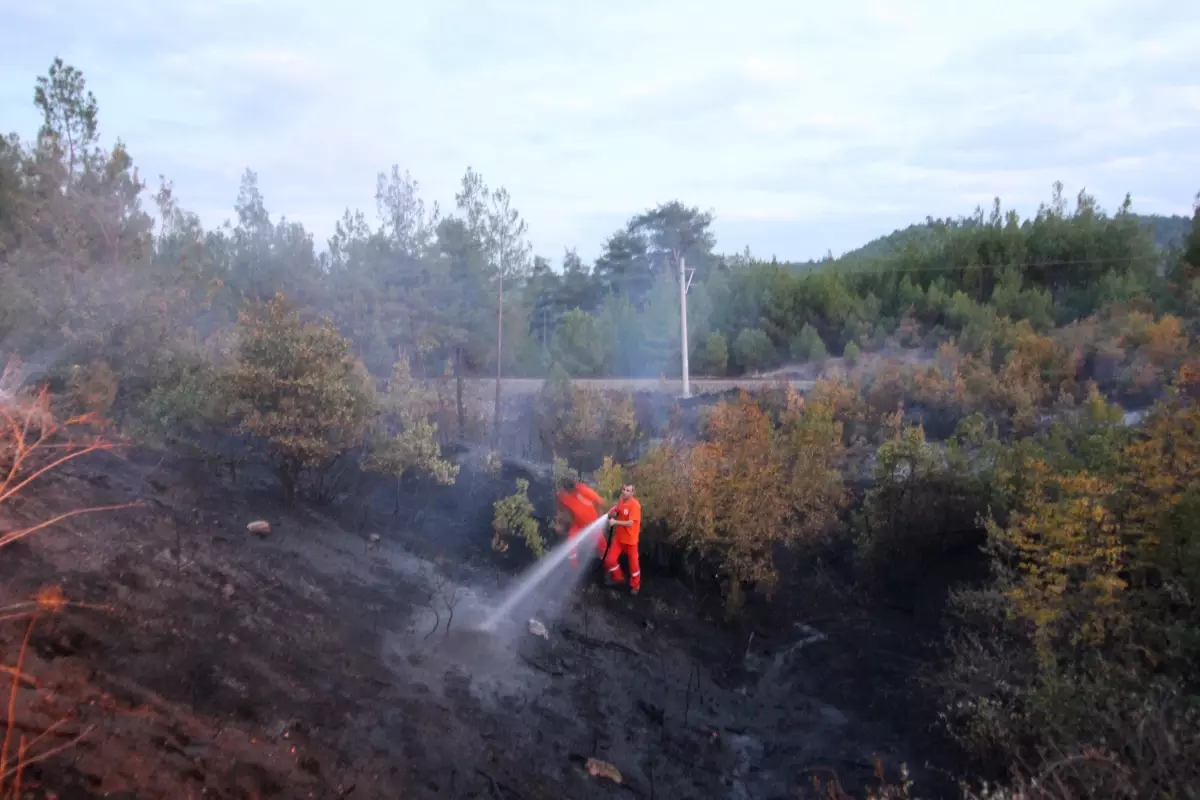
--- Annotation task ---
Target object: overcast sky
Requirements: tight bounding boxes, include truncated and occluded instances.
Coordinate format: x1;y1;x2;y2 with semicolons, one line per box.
1;0;1198;265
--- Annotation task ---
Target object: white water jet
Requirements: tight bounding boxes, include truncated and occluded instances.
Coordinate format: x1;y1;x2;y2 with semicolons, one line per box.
481;515;609;632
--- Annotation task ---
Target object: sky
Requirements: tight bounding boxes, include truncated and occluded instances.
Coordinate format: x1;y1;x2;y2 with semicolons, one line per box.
1;0;1198;266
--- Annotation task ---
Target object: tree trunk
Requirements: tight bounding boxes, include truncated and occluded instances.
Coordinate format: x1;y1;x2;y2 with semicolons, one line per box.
280;470;297;508
455;346;466;435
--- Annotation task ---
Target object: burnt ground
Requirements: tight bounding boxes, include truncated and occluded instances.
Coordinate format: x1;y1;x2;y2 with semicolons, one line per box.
0;446;955;800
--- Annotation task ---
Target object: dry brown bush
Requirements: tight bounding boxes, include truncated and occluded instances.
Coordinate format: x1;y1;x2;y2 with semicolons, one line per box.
0;365;134;796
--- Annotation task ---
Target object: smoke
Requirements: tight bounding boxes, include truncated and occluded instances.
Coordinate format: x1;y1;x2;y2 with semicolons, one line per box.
0;348;67;403
379;517;609;703
0;254;201;389
374;522;609;714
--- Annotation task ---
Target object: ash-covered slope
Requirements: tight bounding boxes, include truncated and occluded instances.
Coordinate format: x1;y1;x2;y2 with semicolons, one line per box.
0;447;914;799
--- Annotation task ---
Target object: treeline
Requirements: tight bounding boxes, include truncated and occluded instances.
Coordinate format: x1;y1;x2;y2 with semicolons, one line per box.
4;60;1198;399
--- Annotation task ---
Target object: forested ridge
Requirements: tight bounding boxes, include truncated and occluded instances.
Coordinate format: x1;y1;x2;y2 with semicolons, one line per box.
3;62;1195;387
3;58;1200;799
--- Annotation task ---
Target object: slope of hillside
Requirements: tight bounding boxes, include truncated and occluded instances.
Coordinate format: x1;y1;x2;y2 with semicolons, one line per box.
0;444;932;799
1131;212;1193;250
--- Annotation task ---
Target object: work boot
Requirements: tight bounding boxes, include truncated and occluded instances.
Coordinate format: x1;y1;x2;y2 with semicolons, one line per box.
604;574;617;587
630;587;639;596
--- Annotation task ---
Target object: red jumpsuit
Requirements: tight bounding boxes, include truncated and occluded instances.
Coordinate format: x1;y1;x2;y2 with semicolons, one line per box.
556;482;608;568
604;496;642;592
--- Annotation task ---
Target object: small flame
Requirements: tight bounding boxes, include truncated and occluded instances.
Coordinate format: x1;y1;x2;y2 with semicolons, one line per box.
36;585;68;614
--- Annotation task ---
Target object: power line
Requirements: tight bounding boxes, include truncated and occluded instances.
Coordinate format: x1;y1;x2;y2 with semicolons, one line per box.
823;253;1167;278
528;253;1167;288
327;250;1170;292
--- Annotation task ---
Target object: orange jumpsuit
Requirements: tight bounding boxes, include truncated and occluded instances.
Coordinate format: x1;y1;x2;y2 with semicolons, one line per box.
556;482;608;568
603;496;642;592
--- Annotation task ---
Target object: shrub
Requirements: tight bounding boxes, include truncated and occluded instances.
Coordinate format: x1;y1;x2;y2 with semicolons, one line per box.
854;420;997;594
551;455;579;488
224;292;375;504
732;328;773;373
0;378;134;789
697;331;729;375
636;391;845;613
593;455;623;504
491;478;543;556
363;357;459;510
66;359;118;418
807;373;872;446
942;372;1200;798
534;373;638;469
843;340;861;366
1;379;131;549
135;356;244;476
789;323;828;363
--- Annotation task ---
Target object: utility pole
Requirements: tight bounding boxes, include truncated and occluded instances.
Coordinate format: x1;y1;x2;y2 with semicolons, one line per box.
494;232;504;451
678;251;694;399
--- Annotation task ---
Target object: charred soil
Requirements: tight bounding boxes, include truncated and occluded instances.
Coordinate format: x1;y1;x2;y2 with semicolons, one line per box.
0;447;949;799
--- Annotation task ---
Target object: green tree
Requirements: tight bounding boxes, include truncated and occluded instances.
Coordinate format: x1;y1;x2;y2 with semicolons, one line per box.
364;357;459;512
535;366;638;469
789;323;828;363
697;331;729;375
136;356;245;477
225;293;374;504
224;169;323;305
322;166;452;378
732;328;773;372
483;182;532;444
549;308;608;376
629;201;720;285
594;200;717;307
34;57;98;180
1170;193;1200;320
636;271;683;377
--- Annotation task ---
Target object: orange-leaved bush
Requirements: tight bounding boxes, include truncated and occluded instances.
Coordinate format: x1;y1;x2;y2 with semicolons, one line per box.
943;366;1200;798
636;390;845;612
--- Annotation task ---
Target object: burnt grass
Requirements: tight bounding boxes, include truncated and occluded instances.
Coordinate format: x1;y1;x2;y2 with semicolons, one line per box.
0;444;965;800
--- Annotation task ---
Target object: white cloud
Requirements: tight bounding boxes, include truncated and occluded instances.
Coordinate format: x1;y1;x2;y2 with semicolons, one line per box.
0;0;1197;262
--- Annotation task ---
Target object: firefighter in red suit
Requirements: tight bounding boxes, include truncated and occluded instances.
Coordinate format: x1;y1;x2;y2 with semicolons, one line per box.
556;479;609;568
604;483;642;595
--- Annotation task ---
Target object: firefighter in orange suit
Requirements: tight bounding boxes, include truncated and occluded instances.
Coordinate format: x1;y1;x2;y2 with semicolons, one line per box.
603;483;642;595
556;478;609;568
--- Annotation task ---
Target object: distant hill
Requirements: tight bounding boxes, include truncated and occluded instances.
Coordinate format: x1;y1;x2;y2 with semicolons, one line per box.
838;223;942;262
830;213;1193;265
1131;214;1192;250
763;212;1193;274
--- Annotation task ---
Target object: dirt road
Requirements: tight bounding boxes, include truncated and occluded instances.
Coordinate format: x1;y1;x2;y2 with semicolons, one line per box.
455;347;942;400
454;377;815;405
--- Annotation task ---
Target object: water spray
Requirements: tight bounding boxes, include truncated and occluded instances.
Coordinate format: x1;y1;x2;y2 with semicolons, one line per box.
480;515;610;632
